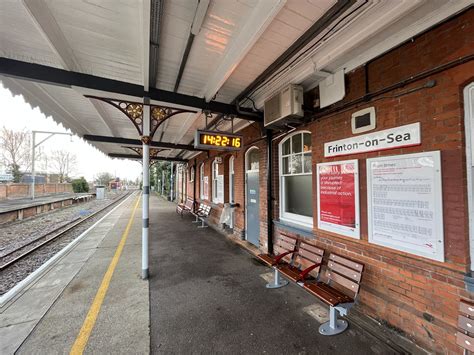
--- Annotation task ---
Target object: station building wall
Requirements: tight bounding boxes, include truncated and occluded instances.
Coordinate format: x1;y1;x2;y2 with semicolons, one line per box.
184;9;473;353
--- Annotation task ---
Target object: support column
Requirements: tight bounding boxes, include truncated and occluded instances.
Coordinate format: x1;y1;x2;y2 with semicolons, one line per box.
170;162;174;201
141;102;150;280
31;132;36;199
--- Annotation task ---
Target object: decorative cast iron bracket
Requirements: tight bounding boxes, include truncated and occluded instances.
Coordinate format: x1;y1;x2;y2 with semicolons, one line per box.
124;146;168;158
85;95;196;140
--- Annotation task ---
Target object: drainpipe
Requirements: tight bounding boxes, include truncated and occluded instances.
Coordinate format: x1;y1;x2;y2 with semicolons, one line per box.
266;129;274;254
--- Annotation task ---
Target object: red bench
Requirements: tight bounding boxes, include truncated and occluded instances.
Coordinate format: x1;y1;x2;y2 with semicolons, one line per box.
278;240;325;284
257;234;298;289
457;299;474;353
303;253;364;335
176;198;195;217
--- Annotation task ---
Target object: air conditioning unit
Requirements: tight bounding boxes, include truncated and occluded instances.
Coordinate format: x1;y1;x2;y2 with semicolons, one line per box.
264;84;304;127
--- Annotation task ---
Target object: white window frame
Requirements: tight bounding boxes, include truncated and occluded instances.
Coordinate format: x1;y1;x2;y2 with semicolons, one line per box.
279;131;313;227
189;166;194;182
212;159;223;203
199;163;205;200
229;156;235;203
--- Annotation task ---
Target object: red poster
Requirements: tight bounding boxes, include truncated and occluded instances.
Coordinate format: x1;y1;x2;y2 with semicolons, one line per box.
317;160;359;238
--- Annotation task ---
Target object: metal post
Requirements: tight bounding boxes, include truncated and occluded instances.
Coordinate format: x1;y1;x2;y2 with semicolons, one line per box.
141;102;150;280
161;169;165;195
170;162;174;201
31;132;36;199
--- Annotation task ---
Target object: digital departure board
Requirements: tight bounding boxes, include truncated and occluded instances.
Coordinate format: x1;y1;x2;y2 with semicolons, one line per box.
194;130;243;151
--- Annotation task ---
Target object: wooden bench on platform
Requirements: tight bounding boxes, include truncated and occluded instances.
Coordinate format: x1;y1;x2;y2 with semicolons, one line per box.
176;198;195;217
457;299;474;354
303;253;364;335
278;241;325;284
257;234;298;289
191;203;211;228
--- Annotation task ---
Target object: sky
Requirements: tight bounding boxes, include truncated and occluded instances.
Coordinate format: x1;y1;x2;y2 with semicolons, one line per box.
0;82;142;182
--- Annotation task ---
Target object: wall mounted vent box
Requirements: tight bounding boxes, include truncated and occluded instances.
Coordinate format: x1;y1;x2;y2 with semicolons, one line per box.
351;107;376;134
264;84;304;128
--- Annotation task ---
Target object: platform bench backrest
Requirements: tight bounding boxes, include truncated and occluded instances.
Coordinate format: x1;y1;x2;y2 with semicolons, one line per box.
457;299;474;352
200;204;211;217
274;234;297;264
326;254;364;299
294;241;324;278
185;198;195;211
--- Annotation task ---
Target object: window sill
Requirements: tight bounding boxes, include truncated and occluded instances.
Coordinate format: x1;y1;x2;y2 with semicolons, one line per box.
273;220;314;239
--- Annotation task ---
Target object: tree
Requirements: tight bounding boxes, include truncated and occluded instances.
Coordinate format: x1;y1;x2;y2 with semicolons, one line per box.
50;150;77;183
71;177;89;193
94;172;114;186
0;127;31;182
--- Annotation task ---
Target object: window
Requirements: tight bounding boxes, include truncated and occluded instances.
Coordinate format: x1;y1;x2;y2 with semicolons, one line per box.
229;156;235;203
189;166;195;182
279;132;313;227
199;163;206;200
212;159;224;203
246;148;259;171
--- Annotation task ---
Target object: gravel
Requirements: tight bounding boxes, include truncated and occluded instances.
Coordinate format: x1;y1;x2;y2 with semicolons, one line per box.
0;191;132;295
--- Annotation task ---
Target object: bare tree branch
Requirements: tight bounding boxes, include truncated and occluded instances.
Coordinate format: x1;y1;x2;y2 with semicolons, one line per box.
50;150;77;183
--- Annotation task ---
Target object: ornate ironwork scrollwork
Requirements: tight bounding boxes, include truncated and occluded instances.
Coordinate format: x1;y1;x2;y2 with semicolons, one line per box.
84;95;196;139
124;146;168;158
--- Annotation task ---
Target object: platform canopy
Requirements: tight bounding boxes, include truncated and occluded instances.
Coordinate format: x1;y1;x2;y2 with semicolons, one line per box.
0;0;470;161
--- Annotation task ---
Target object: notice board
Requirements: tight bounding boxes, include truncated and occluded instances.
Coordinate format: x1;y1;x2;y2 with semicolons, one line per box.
317;160;360;239
367;151;444;261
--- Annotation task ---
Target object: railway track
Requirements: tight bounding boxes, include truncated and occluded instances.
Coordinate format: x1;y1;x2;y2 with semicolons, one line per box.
0;191;134;271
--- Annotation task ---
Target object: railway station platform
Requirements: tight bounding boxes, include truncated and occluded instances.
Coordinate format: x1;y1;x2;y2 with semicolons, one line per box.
1;193;413;354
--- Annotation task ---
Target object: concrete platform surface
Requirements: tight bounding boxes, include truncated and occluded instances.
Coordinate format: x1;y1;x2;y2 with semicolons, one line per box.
0;191;149;354
0;193;78;213
149;199;402;354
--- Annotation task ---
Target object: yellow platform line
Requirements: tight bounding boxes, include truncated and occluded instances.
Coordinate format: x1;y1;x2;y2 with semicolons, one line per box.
70;193;141;355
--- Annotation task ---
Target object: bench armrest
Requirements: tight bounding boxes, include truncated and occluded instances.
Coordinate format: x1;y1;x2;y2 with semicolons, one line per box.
274;250;297;264
298;262;322;281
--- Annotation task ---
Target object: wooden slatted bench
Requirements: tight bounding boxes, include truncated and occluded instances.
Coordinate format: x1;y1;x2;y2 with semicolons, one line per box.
457;299;474;354
257;234;298;289
176;198;195;217
191;203;211;228
303;253;364;335
278;241;325;284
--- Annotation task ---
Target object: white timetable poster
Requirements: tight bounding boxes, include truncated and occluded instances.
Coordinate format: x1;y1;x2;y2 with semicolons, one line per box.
367;151;444;262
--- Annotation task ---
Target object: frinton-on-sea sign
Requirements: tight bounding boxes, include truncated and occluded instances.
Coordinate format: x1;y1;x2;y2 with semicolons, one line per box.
324;122;421;157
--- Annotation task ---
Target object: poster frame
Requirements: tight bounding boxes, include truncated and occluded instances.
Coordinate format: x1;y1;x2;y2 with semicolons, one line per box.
317;159;360;239
366;151;444;262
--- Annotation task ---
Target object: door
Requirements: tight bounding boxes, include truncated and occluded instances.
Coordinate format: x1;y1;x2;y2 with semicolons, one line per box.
246;148;260;246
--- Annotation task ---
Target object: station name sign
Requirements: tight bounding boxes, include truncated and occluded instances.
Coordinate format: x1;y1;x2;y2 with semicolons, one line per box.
194;130;243;151
324;122;421;157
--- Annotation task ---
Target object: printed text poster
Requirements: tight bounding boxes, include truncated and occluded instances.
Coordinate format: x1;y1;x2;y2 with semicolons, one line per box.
317;160;360;239
367;151;444;261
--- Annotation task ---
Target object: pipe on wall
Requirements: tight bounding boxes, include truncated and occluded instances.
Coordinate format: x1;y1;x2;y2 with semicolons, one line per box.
266;129;274;254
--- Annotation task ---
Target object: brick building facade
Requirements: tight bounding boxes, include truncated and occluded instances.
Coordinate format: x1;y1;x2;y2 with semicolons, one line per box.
179;9;473;353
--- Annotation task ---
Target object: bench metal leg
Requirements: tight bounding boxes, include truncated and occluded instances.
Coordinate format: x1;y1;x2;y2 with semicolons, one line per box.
192;215;200;223
197;218;208;228
266;268;289;289
319;306;348;335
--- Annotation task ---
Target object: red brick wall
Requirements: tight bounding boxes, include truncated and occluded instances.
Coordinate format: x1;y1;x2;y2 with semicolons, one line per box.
0;183;73;200
186;9;473;353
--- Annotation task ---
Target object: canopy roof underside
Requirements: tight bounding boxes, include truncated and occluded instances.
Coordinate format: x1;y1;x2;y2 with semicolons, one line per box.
0;0;470;161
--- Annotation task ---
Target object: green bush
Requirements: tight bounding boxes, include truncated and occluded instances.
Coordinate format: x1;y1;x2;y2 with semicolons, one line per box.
72;177;89;193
